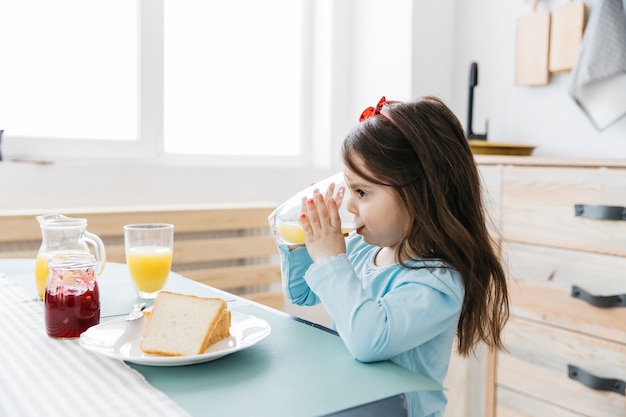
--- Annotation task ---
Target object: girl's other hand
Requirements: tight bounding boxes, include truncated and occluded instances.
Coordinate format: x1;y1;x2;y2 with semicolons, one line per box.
313;180;345;207
321;180;345;207
300;192;347;262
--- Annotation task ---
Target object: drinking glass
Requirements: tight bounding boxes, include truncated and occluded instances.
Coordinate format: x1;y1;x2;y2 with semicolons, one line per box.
124;224;174;299
268;172;357;245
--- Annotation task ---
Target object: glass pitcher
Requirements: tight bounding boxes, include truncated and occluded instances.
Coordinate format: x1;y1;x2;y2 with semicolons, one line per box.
35;214;106;299
268;172;357;245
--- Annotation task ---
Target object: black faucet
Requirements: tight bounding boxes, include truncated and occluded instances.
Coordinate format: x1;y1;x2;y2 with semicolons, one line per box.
466;62;488;140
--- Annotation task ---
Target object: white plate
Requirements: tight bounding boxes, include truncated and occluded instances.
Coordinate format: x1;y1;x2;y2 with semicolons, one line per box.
79;311;271;366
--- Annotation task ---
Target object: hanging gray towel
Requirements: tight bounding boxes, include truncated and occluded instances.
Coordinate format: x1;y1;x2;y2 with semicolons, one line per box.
569;0;626;130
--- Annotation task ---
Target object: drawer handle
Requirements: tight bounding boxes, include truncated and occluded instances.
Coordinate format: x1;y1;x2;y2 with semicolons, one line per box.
574;204;626;221
568;365;625;396
571;285;626;308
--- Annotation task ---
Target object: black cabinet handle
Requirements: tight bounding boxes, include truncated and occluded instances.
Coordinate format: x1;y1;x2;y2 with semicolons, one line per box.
571;285;626;308
568;365;625;396
574;204;626;221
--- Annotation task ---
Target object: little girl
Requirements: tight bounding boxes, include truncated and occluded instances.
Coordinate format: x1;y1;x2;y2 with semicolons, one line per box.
277;96;509;417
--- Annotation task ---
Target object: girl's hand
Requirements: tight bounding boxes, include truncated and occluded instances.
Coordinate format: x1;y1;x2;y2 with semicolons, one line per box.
316;180;346;207
302;177;346;221
300;192;347;262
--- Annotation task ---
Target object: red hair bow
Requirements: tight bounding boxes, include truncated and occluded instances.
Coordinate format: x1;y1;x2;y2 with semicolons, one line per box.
359;96;399;122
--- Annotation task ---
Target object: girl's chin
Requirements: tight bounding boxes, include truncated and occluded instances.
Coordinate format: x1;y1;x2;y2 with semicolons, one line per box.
359;232;374;245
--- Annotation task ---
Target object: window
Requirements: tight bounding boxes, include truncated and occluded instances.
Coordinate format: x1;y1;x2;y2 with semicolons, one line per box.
164;0;302;157
0;0;139;159
0;0;311;165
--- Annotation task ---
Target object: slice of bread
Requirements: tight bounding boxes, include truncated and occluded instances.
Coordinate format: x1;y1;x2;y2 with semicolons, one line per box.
140;291;231;356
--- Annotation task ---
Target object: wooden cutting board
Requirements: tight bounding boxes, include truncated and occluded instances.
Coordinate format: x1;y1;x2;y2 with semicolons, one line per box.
549;0;586;73
515;0;551;86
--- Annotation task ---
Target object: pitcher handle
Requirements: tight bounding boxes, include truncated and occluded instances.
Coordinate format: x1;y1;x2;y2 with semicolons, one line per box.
84;231;107;276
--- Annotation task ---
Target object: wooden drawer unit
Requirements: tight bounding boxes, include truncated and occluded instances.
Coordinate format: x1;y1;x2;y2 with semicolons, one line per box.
481;160;626;417
505;242;626;344
501;166;626;256
498;318;626;416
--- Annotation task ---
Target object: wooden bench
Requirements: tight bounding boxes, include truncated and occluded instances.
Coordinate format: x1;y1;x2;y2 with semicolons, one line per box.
0;204;284;309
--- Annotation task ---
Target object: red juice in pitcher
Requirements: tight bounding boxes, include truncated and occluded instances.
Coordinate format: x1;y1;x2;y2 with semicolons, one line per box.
44;254;101;339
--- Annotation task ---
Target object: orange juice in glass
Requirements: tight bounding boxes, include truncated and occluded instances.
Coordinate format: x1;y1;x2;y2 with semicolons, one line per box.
276;222;306;245
275;222;356;245
124;224;174;299
126;247;173;294
269;172;357;245
35;253;51;299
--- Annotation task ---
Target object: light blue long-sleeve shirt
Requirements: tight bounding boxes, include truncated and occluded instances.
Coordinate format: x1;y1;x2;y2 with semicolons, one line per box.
278;234;464;417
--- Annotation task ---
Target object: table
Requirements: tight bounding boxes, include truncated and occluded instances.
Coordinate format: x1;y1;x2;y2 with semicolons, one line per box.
0;259;441;417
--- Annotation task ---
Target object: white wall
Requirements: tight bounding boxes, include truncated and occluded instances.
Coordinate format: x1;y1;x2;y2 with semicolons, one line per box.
0;162;336;213
1;0;625;213
448;0;626;157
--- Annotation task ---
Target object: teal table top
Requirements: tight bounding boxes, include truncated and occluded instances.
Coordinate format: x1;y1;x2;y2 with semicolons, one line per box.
1;259;441;417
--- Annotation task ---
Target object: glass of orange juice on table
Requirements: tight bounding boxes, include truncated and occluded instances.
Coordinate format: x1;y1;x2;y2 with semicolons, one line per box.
123;224;174;299
269;172;357;245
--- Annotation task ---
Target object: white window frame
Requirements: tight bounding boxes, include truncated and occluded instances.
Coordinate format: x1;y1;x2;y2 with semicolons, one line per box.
3;0;326;169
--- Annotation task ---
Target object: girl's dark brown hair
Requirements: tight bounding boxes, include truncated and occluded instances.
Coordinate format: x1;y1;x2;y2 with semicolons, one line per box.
342;96;509;356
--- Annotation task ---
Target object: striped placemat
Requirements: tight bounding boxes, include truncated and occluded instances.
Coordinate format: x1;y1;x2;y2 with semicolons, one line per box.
0;273;191;417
